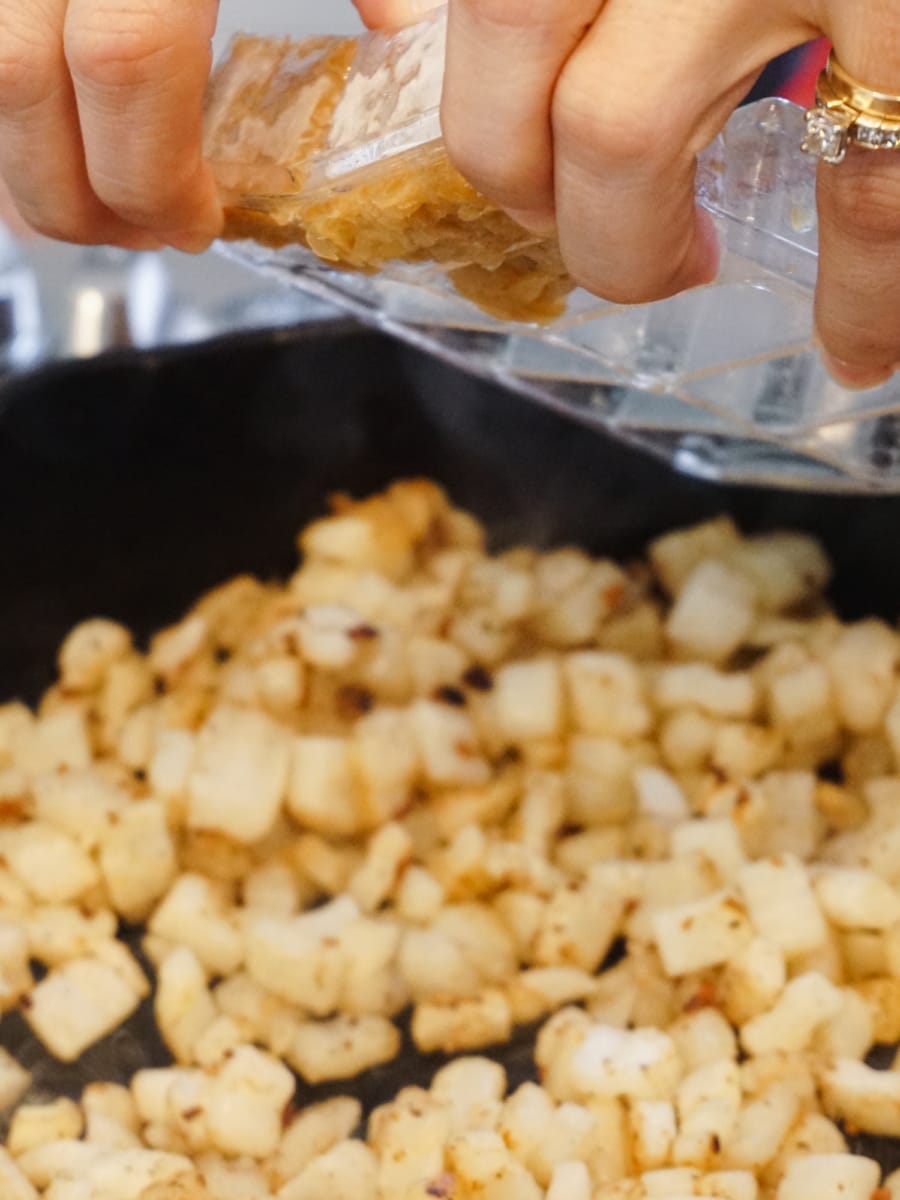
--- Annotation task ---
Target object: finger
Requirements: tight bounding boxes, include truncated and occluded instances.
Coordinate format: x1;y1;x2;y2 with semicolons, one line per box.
0;171;35;240
353;0;444;29
64;0;222;251
551;0;808;302
442;0;602;227
0;0;161;247
814;5;900;386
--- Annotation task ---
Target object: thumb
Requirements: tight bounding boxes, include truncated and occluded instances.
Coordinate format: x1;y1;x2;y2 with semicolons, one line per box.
353;0;443;30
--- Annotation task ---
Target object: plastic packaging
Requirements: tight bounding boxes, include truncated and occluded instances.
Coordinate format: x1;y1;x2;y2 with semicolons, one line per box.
208;9;900;492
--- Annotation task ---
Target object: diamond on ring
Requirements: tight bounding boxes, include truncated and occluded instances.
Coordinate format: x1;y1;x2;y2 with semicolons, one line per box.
802;108;851;163
803;53;900;163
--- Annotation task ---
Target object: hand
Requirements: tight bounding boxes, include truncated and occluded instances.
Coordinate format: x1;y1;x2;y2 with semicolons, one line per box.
0;0;225;253
361;0;900;389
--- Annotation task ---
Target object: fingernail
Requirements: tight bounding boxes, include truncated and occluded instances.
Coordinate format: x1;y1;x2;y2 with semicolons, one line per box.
163;230;215;255
821;351;895;391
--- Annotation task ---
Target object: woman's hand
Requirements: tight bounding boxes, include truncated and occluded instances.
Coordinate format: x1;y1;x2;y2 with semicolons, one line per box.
360;0;900;389
0;0;223;253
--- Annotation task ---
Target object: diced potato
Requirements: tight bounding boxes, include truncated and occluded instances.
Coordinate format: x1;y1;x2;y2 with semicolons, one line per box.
547;1161;592;1200
723;1082;800;1171
338;917;405;1017
814;866;900;930
99;800;177;923
244;896;358;1014
8;1098;84;1157
370;1091;449;1196
268;1097;362;1189
630;1100;677;1172
567;1023;683;1102
447;1130;543;1200
399;926;483;1002
0;1147;39;1200
767;662;835;743
650;519;742;595
671;818;746;883
775;1154;880;1200
718;937;786;1025
669;1009;738;1072
507;967;598;1025
0;917;32;1010
24;956;145;1062
287;737;361;837
655;664;757;719
352;707;420;828
277;1139;378;1200
154;946;217;1064
31;770;127;851
412;988;513;1055
289;1015;401;1083
12;707;92;775
565;652;651;740
740;971;843;1056
348;822;413;913
150;873;242;976
820;1058;900;1137
0;822;98;905
825;620;898;732
635;767;689;825
666;561;757;664
396;866;445;925
673;1059;741;1169
813;987;874;1060
187;705;291;843
698;1170;759;1200
737;855;828;957
19;1141;202;1197
533;878;624;973
409;700;491;787
566;736;637;826
652;890;753;977
205;1045;295;1160
0;1047;32;1112
431;1057;507;1136
494;658;564;741
853;975;900;1043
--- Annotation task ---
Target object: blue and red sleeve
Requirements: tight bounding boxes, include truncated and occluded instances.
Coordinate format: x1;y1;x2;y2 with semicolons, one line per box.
745;39;829;108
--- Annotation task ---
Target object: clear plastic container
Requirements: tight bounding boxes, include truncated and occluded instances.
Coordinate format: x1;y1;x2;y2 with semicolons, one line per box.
208;9;900;493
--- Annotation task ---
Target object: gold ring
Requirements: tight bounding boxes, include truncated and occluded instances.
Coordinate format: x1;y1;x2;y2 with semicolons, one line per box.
802;51;900;164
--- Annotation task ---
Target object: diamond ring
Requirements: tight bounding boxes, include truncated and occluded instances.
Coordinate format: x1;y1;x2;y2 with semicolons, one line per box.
802;52;900;164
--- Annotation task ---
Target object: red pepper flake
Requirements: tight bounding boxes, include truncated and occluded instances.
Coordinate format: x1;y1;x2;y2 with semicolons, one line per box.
281;1100;299;1129
463;665;494;692
337;685;374;719
603;583;626;610
426;1173;455;1198
349;624;379;642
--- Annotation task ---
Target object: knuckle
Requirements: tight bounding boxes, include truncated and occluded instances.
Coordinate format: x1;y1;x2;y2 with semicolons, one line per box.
65;7;178;89
0;36;54;112
554;69;675;171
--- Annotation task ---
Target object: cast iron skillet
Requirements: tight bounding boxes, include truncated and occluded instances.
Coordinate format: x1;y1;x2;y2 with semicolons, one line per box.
1;321;899;1167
